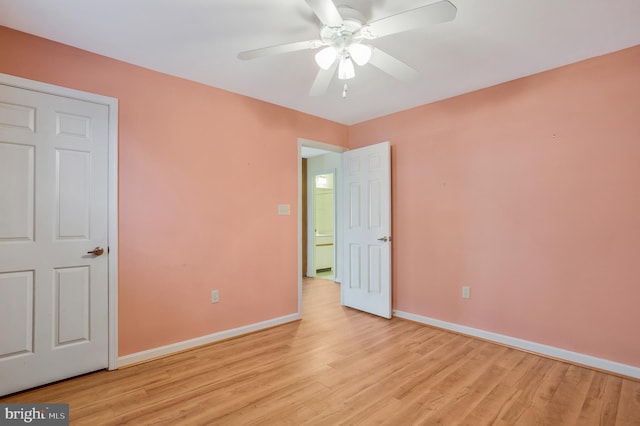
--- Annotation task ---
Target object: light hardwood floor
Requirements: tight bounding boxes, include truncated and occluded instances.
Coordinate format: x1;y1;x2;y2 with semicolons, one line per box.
2;278;639;425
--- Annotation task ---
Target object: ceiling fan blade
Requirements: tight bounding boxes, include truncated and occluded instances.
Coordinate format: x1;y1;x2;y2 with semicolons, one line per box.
305;0;343;27
309;62;338;96
368;48;418;81
238;40;322;60
362;0;457;39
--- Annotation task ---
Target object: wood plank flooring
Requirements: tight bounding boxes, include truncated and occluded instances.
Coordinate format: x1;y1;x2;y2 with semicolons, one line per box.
2;278;639;425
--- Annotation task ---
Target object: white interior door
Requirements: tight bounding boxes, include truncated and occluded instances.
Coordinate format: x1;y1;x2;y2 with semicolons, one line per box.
341;141;391;318
0;84;110;396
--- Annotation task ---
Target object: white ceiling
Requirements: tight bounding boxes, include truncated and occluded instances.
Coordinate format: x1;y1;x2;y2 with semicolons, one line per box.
1;0;639;125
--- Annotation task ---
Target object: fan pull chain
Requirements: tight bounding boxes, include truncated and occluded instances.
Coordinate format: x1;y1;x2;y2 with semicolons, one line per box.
342;83;348;98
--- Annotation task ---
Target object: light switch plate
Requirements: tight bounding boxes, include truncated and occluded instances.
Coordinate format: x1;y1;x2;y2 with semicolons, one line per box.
278;204;291;215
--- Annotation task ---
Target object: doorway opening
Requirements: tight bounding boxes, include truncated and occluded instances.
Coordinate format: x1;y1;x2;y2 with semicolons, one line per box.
311;171;335;280
298;139;392;319
297;139;346;315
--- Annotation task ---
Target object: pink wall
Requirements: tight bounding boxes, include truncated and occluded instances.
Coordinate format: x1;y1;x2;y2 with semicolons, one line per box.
0;27;348;355
3;25;639;368
349;46;640;367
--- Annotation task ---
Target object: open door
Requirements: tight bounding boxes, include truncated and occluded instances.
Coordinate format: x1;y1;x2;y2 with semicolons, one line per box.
341;142;391;318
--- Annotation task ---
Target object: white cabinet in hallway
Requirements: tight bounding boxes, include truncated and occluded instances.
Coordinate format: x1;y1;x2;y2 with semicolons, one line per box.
315;234;333;271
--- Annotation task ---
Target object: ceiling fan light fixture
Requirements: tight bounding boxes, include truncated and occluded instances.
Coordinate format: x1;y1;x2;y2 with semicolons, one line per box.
348;43;371;66
338;57;355;80
315;46;337;70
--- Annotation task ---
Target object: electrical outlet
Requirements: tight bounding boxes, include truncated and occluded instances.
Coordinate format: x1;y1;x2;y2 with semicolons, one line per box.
462;286;470;299
211;290;219;303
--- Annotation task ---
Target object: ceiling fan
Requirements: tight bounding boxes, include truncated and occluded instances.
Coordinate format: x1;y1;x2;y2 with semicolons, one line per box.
238;0;457;96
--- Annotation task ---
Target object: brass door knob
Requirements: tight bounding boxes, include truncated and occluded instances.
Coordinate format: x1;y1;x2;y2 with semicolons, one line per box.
87;247;104;256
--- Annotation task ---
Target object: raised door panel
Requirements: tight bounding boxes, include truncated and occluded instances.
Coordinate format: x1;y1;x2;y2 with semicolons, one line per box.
368;245;382;294
368;179;382;231
55;267;90;346
348;182;361;229
0;271;34;358
56;112;91;139
348;244;361;289
0;143;35;241
0;102;35;132
55;149;91;240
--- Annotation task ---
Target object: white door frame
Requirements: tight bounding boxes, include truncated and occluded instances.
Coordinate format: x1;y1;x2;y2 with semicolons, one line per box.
297;138;345;315
1;73;119;370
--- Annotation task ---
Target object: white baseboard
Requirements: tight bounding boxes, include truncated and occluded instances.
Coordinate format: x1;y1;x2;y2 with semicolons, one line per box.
394;310;640;380
117;313;300;368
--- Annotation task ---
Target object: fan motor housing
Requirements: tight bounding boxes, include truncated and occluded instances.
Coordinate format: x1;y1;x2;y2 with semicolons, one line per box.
320;6;366;50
